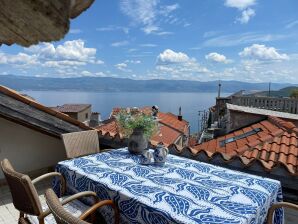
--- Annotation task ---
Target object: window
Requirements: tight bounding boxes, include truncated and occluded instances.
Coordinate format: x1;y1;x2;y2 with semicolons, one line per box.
85;113;88;119
220;128;262;147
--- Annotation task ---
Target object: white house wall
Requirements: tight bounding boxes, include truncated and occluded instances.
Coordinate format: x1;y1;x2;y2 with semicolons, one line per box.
0;117;66;180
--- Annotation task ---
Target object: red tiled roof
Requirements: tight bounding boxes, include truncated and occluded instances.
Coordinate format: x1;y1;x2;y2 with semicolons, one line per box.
97;106;189;146
110;107;189;135
187;116;298;175
51;104;91;113
158;112;189;134
151;125;181;146
188;136;198;147
97;120;181;147
97;118;121;138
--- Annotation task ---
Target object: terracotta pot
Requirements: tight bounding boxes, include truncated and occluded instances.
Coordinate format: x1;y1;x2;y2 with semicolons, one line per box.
128;128;148;154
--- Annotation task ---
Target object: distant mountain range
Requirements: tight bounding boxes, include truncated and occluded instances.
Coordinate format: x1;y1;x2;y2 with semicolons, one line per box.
249;86;298;97
0;75;297;93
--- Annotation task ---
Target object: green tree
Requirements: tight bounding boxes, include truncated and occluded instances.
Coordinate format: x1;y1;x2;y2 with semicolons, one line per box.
290;89;298;99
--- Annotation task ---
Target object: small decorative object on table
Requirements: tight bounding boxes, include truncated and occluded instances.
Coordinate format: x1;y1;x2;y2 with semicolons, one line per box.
140;150;153;165
153;143;169;166
116;108;158;154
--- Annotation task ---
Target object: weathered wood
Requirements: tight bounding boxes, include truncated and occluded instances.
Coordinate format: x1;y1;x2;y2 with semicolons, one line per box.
0;0;94;47
0;93;84;136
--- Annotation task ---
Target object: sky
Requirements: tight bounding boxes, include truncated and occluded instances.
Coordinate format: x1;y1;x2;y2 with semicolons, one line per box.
1;0;298;83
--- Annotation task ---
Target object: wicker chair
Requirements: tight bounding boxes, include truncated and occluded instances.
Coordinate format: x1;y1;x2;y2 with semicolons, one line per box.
45;188;120;224
61;130;100;159
0;158;103;224
267;202;298;224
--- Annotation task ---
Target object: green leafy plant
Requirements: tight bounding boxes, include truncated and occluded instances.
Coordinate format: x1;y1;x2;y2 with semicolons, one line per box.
116;109;158;139
290;89;298;99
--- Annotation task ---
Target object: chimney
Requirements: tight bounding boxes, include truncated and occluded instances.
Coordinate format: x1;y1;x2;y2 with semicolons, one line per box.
178;106;182;121
89;112;101;127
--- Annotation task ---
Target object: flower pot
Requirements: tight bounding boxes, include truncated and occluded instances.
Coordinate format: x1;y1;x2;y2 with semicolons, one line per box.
128;128;148;154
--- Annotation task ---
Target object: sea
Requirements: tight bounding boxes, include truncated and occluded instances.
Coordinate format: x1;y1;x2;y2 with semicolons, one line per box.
22;91;231;133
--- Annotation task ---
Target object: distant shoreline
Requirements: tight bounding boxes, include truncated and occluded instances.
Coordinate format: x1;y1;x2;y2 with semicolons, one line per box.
1;75;296;93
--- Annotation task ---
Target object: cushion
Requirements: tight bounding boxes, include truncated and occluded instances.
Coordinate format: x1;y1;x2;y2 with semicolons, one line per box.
27;195;89;224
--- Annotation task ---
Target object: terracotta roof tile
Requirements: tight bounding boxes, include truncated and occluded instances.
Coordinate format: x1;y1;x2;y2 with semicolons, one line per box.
188;136;198;147
151;125;181;147
110;107;189;135
260;150;267;161
190;116;298;175
51;104;91;113
96;109;185;146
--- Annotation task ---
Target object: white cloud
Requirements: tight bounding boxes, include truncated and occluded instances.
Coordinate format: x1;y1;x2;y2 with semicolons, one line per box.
237;8;255;24
0;52;38;65
125;60;141;64
96;25;129;34
239;44;289;61
160;4;179;16
155;49;212;80
111;41;129;47
224;0;256;10
142;25;160;34
115;63;131;72
81;70;92;76
285;20;298;29
203;31;221;38
157;49;191;64
155;31;173;36
55;40;96;61
224;0;256;24
203;32;288;47
205;52;231;63
69;29;82;34
119;0;179;34
43;60;86;68
120;0;158;30
25;40;97;63
0;39;104;77
139;44;157;47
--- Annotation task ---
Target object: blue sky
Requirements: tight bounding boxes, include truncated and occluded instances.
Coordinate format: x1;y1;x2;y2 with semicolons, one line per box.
1;0;298;83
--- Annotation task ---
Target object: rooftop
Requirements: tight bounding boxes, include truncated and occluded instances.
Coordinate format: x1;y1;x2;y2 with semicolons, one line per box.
0;85;91;137
51;104;91;113
227;103;298;120
97;107;189;147
171;116;298;176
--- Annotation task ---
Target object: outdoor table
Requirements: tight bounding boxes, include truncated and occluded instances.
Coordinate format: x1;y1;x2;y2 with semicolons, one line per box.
54;148;283;224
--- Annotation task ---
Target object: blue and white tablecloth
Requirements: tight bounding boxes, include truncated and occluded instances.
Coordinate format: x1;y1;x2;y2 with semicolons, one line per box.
55;148;283;224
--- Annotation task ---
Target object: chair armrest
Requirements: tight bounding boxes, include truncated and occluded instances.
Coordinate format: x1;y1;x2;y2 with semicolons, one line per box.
32;172;66;196
61;191;98;206
267;202;298;224
41;191;98;218
79;200;120;224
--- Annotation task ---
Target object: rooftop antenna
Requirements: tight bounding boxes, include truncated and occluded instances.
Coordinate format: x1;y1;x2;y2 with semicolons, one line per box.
218;80;221;98
268;82;271;97
178;106;182;121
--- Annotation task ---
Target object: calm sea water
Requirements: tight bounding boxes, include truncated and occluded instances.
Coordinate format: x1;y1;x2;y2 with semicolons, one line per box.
22;91;231;133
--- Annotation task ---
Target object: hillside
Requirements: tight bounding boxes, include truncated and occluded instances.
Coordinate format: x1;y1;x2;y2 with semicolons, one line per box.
0;75;296;93
249;86;298;97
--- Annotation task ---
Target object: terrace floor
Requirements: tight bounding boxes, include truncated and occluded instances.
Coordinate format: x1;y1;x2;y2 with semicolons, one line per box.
0;180;297;224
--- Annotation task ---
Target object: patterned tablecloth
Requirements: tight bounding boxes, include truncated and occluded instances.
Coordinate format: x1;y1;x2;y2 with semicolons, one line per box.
55;148;283;224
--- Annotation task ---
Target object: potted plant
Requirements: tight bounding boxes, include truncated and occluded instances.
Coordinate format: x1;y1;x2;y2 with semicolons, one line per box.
116;108;158;154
